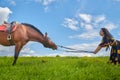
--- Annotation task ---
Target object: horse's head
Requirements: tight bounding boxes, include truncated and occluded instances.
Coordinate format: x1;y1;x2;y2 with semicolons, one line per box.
43;32;57;50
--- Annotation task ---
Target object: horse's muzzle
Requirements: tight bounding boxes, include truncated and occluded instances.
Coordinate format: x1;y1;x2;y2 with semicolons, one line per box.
52;46;58;50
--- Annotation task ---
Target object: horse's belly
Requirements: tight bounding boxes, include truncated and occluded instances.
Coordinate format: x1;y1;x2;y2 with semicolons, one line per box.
0;42;11;46
0;40;14;46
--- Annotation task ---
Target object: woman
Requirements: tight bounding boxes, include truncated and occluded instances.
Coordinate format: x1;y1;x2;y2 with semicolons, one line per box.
93;28;120;64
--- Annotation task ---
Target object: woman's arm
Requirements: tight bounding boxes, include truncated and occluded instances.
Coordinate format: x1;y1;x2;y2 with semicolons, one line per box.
93;45;102;54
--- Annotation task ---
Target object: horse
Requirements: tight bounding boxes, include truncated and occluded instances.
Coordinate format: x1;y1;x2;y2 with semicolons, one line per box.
0;22;57;65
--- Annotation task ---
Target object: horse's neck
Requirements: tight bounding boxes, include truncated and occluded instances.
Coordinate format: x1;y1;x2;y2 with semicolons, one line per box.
26;27;45;43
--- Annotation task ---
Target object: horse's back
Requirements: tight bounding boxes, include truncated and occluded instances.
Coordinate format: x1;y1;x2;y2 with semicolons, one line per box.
12;24;29;43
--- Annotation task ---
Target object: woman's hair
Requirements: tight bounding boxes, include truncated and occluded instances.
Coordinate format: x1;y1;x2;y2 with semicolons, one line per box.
101;28;113;39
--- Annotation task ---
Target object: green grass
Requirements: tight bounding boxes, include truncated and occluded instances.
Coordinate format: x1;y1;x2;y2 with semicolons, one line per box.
0;56;120;80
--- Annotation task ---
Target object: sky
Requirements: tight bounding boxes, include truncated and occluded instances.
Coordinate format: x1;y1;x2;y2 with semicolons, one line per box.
0;0;120;57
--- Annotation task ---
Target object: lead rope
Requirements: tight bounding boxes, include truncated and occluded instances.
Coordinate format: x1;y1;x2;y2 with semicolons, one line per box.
57;45;77;50
57;45;93;53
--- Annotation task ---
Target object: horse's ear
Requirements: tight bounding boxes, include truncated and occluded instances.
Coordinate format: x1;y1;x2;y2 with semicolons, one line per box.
45;32;48;38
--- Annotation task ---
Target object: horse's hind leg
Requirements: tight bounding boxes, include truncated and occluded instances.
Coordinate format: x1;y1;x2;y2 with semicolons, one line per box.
12;42;25;65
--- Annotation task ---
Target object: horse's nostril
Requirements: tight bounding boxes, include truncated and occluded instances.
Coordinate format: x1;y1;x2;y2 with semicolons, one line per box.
52;48;56;50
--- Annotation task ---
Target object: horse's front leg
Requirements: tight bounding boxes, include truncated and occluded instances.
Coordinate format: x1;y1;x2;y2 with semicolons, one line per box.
12;42;24;65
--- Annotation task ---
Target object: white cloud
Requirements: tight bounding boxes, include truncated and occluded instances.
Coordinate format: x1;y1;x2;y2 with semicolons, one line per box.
3;0;16;6
94;15;106;23
79;13;92;23
35;0;55;6
0;45;16;56
21;48;35;54
47;52;93;57
104;23;117;31
0;7;12;24
78;13;116;31
9;0;16;6
43;0;55;6
69;31;99;40
34;0;56;12
63;18;79;31
64;13;117;40
84;24;93;30
67;42;98;50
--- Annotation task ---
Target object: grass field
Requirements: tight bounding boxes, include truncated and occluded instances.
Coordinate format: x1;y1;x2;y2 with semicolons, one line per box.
0;56;120;80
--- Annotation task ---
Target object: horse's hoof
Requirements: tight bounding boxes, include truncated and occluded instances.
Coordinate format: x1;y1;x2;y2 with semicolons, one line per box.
12;63;16;66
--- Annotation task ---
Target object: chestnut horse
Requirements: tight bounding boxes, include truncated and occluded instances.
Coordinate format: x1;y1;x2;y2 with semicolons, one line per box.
0;23;57;65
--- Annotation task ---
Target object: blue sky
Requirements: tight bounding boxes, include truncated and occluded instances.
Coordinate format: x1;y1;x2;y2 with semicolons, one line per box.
0;0;120;56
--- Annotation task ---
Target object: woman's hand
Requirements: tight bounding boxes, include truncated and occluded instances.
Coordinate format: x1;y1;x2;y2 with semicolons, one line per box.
93;46;102;54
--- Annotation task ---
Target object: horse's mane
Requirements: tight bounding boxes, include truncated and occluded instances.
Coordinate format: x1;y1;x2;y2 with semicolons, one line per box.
21;23;44;36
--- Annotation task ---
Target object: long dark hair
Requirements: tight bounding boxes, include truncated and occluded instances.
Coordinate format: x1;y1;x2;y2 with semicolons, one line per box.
101;28;113;39
101;28;113;51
